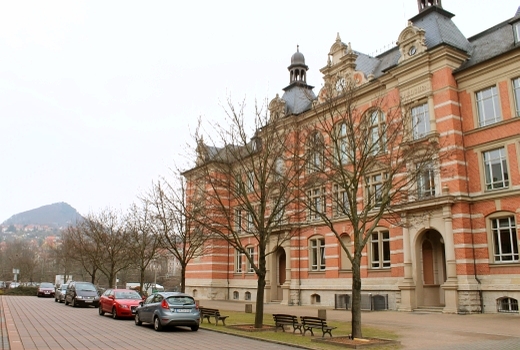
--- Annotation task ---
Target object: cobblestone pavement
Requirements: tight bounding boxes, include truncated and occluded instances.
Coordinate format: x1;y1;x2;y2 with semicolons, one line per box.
0;296;299;350
200;300;520;350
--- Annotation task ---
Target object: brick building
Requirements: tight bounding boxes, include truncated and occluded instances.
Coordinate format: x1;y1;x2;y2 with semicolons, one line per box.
184;0;520;314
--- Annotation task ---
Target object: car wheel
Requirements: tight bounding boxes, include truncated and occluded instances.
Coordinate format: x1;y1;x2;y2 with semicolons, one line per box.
134;313;142;326
191;325;199;332
112;307;118;319
153;316;163;331
98;306;105;316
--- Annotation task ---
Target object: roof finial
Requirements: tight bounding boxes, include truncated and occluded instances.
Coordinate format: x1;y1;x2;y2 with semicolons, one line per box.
297;44;299;52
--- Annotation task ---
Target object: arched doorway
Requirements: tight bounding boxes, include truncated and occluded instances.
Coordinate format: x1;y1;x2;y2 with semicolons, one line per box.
276;247;286;301
416;229;446;307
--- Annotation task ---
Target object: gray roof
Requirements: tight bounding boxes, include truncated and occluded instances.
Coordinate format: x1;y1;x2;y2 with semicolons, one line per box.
281;82;316;116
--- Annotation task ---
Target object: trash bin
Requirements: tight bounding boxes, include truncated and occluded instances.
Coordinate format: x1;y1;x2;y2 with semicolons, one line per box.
318;309;327;320
245;304;253;313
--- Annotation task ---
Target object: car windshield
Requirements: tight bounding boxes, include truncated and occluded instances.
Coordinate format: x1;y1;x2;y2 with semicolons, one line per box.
40;283;54;288
76;283;96;292
115;291;141;299
166;296;195;306
60;285;68;290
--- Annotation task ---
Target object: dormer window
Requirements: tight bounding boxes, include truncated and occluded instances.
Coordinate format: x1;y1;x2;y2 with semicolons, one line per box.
514;21;520;43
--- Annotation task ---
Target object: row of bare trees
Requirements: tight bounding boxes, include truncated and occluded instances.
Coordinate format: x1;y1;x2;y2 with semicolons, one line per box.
53;175;209;294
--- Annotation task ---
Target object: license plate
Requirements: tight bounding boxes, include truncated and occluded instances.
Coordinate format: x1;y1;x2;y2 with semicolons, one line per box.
44;291;50;294
85;300;92;303
175;309;191;313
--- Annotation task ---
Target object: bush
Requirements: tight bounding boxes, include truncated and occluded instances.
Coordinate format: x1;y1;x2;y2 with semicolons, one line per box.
3;286;38;296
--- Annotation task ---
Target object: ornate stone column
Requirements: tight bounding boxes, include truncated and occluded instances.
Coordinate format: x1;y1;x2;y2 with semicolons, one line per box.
399;214;416;311
441;198;459;313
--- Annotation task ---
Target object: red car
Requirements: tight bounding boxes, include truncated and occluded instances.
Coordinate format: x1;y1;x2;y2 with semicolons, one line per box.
37;282;55;298
99;289;143;319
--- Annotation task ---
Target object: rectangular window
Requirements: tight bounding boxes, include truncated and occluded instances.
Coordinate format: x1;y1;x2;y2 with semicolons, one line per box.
412;103;431;139
308;187;325;220
310;238;326;271
246;212;254;231
246;247;255;273
235;249;243;273
492;217;519;262
246;171;254;192
234;208;242;233
417;163;435;198
371;230;391;269
514;22;520;43
476;86;501;126
483;148;509;190
513;77;520;117
366;173;385;208
333;184;349;217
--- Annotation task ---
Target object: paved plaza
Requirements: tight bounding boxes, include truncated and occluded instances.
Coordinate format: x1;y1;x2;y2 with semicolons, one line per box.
2;295;520;349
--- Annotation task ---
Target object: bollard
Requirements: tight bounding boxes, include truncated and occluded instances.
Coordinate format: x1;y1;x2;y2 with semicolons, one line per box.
318;309;327;320
245;303;253;313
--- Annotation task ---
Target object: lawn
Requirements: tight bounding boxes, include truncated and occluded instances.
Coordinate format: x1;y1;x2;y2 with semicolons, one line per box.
199;309;401;350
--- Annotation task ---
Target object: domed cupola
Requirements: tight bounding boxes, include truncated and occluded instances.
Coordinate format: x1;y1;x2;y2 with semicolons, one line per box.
288;45;308;84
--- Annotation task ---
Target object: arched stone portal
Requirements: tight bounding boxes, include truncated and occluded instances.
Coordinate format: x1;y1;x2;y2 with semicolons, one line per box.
277;247;286;301
415;229;446;307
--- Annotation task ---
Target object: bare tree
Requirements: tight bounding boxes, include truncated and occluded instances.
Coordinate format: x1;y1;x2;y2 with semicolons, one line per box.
126;201;162;295
302;76;444;337
186;97;305;328
62;222;101;284
146;173;209;293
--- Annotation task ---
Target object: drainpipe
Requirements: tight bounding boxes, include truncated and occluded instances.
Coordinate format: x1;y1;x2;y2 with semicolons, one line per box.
458;96;483;313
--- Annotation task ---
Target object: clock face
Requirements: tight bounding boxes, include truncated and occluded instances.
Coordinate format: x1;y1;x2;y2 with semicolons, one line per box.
335;77;345;91
408;46;417;56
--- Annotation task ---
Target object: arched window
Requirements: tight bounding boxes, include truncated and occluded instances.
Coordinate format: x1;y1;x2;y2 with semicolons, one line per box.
497;297;519;313
307;131;324;172
334;122;352;164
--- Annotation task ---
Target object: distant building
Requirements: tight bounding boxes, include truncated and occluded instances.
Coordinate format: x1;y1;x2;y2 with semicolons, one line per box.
184;1;520;314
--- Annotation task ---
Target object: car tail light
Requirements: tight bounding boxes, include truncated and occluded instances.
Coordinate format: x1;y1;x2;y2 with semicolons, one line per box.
161;300;169;309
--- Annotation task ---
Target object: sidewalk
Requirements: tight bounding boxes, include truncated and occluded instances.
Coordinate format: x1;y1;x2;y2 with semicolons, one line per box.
200;299;520;350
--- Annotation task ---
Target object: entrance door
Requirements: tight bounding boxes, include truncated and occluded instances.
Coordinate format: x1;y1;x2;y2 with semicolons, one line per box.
277;248;286;300
418;230;446;307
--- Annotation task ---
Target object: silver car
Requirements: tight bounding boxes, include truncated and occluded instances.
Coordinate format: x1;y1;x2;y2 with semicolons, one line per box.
55;284;68;303
133;292;200;332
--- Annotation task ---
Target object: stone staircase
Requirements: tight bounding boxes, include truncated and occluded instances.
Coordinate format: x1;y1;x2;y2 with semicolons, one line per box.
413;306;444;313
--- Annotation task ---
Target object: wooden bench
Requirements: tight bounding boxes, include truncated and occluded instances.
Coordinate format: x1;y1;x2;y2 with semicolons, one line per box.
199;307;229;326
272;314;302;333
301;316;337;337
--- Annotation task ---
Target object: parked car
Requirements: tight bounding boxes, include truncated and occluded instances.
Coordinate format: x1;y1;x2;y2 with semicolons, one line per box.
55;284;68;303
37;282;55;297
64;281;100;307
133;292;200;331
9;282;20;288
99;289;143;319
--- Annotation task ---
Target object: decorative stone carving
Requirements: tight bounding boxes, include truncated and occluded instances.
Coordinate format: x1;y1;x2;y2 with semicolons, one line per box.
268;94;286;121
397;21;428;63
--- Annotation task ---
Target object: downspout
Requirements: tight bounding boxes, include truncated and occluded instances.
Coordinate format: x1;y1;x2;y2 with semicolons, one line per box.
227;241;230;301
457;91;483;313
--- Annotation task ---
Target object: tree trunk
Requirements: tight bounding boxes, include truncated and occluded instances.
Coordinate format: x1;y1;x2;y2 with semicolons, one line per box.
351;257;362;338
254;275;266;328
180;264;186;293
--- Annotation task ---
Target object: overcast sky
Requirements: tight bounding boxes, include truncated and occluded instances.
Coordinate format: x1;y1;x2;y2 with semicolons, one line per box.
1;0;518;221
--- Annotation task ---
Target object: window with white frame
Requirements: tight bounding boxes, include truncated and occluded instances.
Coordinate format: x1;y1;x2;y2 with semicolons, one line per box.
491;216;519;263
513;77;520;117
412;103;431;139
333;184;349;217
335;122;352;164
371;229;391;269
246;211;254;232
274;157;284;180
365;173;386;208
417;162;436;198
246;171;254;192
476;86;501;127
483;147;509;190
272;199;285;225
235;249;243;273
307;132;324;172
234;208;242;233
308;187;325;220
369;110;386;154
310;237;326;271
246;246;255;273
